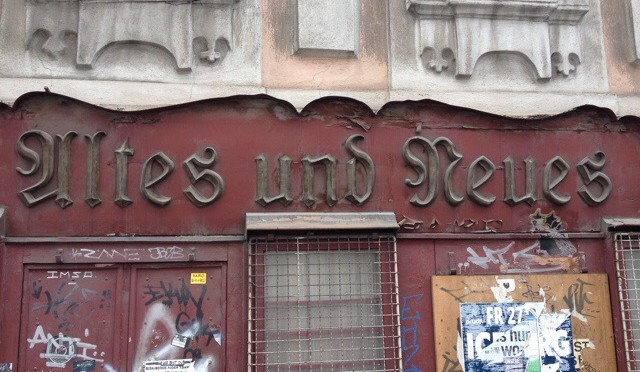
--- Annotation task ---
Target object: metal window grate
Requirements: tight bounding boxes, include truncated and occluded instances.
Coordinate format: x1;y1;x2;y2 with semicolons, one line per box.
615;232;640;372
248;235;402;371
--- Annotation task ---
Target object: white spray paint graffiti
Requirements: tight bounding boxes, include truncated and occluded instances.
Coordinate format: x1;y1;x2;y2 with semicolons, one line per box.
27;325;104;368
70;246;185;262
461;240;578;274
134;303;217;372
466;242;515;270
46;271;94;279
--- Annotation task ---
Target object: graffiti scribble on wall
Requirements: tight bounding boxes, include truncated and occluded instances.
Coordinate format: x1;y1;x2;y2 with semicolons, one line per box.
460;240;579;274
401;294;423;372
134;278;221;371
31;278;111;332
455;210;580;275
27;325;104;368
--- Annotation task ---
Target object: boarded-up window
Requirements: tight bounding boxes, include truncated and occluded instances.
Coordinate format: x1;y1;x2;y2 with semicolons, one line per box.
432;273;616;371
615;232;640;371
248;236;401;371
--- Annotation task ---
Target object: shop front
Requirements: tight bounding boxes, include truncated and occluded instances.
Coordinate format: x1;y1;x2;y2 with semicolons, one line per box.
0;93;637;371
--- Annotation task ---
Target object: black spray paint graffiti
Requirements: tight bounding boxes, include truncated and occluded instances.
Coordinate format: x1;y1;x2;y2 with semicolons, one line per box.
563;278;597;319
439;282;484;303
401;294;423;372
143;280;219;359
522;284;551;301
441;350;463;372
32;281;111;331
530;209;577;257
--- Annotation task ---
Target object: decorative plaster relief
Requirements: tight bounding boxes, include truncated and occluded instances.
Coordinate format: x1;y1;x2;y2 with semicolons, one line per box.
627;0;640;62
25;0;237;71
295;0;359;57
407;0;589;79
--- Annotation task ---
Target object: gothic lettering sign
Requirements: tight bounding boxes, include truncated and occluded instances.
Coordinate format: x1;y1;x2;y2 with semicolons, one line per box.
0;94;638;236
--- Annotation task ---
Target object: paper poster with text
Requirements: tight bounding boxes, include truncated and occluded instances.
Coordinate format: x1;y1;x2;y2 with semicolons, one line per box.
460;302;576;372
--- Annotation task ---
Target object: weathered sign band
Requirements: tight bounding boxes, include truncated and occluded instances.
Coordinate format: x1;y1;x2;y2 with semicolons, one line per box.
1;94;637;235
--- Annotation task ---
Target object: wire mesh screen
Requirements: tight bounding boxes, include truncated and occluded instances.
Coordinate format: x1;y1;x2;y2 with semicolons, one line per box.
248;235;402;371
615;232;640;372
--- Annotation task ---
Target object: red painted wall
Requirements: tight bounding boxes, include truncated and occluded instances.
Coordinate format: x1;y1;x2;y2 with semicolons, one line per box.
0;93;637;371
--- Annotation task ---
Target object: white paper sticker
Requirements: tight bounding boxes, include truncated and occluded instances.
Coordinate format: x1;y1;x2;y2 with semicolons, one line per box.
144;359;195;372
171;334;189;348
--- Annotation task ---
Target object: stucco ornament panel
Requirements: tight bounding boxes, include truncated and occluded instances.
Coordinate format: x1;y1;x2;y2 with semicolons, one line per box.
407;0;589;80
0;0;260;86
294;0;359;57
626;0;640;62
27;0;235;70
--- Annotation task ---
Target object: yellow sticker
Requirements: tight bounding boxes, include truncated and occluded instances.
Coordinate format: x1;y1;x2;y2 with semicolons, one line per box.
190;273;206;284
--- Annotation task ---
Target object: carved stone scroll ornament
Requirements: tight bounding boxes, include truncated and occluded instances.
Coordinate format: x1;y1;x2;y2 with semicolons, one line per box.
16;130;56;207
577;151;612;206
301;155;338;207
55;131;78;209
85;132;106;208
114;139;134;208
183;147;225;208
140;152;175;207
503;156;536;206
407;0;589;79
543;155;571;205
26;0;238;70
466;156;496;206
401;135;463;206
344;135;375;206
254;154;293;207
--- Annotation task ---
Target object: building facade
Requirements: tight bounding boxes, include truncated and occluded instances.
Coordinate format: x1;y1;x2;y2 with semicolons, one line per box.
1;1;640;371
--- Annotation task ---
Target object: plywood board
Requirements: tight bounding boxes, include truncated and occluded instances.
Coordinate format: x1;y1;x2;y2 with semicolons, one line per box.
432;274;615;372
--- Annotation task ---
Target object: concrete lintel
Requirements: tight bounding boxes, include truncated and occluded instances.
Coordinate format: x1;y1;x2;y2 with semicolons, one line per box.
602;217;640;231
245;212;399;234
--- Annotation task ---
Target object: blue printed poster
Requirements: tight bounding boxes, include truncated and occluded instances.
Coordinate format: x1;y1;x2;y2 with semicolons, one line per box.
460;302;575;372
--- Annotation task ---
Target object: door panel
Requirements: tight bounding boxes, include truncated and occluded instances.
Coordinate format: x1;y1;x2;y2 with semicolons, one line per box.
18;262;227;371
128;264;227;371
20;266;123;371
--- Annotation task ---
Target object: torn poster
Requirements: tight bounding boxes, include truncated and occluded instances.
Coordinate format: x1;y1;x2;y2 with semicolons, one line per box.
460;302;576;372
